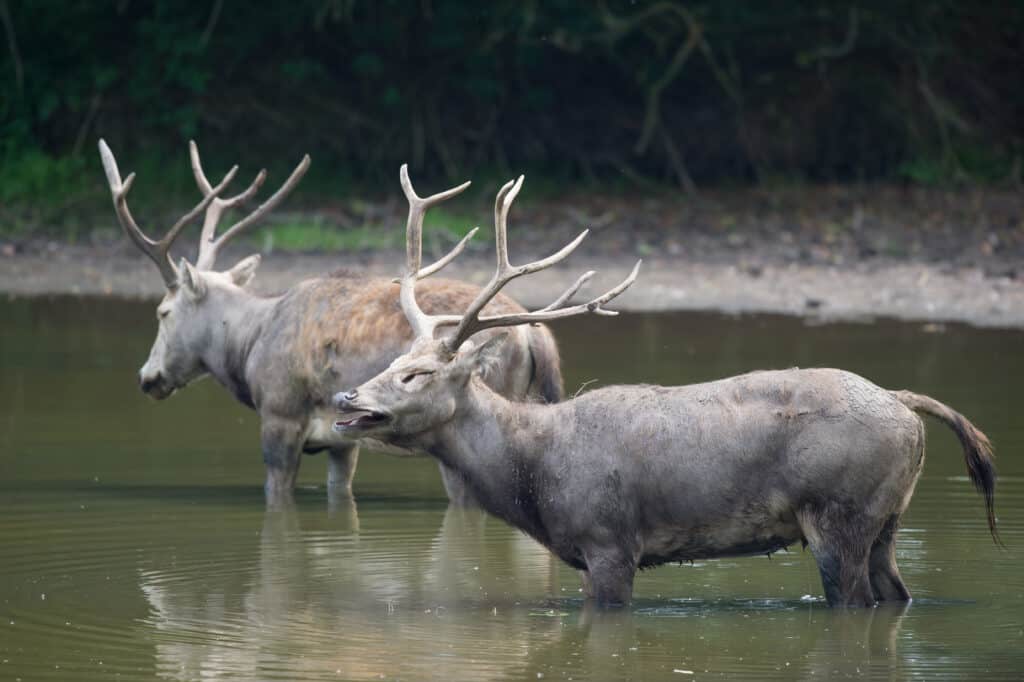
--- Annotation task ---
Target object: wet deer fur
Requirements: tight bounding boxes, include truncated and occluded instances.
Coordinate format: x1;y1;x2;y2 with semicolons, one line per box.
99;140;563;503
334;173;998;608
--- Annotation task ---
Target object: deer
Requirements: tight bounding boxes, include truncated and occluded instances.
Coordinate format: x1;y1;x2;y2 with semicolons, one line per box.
98;139;564;505
333;172;1000;608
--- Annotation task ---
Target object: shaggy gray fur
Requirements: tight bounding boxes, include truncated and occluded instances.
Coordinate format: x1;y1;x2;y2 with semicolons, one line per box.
336;345;997;607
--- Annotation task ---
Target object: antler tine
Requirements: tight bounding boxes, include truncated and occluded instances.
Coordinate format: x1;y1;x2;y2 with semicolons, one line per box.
99;140;163;277
492;176;520;271
399;164;472;276
536;271;595;312
164;164;239;254
98;139;236;288
446;260;642;344
445;175;591;351
397;164;472;339
191;140;309;271
191;140;267;263
415;226;480;279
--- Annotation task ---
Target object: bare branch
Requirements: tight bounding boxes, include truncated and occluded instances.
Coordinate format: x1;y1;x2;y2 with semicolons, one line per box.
0;0;23;97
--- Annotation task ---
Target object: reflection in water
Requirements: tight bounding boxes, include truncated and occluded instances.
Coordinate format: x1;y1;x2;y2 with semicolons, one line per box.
799;606;908;680
140;501;567;681
2;299;1023;680
509;602;911;681
138;500;919;682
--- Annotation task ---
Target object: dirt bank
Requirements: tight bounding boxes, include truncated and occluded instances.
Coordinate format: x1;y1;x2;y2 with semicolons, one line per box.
3;184;1022;328
2;243;1021;329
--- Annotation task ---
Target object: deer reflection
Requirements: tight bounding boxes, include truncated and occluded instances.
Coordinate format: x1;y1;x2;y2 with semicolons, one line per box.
798;604;909;680
139;499;563;681
422;504;561;603
138;500;912;681
507;599;909;681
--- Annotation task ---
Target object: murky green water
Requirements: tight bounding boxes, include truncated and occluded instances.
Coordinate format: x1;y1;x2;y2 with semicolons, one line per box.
2;297;1022;680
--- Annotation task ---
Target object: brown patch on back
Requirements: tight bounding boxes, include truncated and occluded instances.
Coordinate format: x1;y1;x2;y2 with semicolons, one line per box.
291;276;527;378
336;278;525;347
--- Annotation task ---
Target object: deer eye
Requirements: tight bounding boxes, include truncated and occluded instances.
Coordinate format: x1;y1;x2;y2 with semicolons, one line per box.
401;370;434;384
157;308;170;320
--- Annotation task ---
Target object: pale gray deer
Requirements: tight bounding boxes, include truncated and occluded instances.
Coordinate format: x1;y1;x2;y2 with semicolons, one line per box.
333;173;999;607
98;140;563;503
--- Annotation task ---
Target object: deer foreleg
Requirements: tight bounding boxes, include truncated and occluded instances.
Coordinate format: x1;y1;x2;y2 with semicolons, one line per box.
327;443;359;494
261;417;304;505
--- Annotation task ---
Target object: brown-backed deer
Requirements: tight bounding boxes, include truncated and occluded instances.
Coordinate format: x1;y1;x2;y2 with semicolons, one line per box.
99;140;563;504
334;174;999;607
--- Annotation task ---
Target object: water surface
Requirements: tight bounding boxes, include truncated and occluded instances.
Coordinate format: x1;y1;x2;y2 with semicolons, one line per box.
2;298;1022;680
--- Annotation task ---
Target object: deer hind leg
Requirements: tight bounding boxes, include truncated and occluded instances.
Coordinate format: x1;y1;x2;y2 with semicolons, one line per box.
327;443;359;494
797;506;878;608
868;514;911;603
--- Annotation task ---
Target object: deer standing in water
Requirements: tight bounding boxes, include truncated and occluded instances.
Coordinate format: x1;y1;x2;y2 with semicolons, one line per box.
334;173;999;607
99;140;563;504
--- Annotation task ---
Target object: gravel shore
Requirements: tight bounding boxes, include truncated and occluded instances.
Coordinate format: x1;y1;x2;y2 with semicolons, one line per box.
2;243;1021;329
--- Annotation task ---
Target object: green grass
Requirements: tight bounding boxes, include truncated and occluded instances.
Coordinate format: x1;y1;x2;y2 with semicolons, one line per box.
423;206;485;242
258;220;397;253
251;205;483;255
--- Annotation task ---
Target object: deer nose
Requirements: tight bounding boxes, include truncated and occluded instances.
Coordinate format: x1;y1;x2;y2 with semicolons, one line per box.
140;373;162;395
334;389;358;410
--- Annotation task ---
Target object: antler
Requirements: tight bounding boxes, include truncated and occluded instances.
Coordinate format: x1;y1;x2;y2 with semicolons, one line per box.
190;140;311;271
98;138;239;288
439;176;641;352
397;164;475;338
395;169;641;350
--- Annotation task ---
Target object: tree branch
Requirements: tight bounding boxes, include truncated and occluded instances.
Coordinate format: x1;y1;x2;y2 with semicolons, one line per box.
0;0;23;97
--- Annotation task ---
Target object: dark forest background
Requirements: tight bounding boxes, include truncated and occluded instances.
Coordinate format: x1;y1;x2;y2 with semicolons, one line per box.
1;1;1022;235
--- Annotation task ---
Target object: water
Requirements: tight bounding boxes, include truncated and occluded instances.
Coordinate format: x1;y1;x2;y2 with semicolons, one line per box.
1;297;1022;680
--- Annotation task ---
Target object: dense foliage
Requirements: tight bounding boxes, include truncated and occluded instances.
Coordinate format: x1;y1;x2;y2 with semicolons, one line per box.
2;0;1022;214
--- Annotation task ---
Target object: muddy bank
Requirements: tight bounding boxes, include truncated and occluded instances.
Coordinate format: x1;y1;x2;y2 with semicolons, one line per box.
2;242;1021;329
4;183;1023;328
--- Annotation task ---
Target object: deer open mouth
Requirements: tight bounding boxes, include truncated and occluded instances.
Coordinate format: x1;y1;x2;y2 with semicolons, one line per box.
333;410;390;431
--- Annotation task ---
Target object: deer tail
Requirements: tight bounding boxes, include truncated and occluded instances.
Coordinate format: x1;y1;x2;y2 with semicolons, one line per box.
893;390;1001;546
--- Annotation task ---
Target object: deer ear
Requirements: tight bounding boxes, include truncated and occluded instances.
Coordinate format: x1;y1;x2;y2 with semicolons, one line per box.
460;331;509;378
178;258;207;301
227;254;261;288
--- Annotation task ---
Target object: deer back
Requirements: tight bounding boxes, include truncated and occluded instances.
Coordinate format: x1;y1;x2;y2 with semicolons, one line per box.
250;272;560;416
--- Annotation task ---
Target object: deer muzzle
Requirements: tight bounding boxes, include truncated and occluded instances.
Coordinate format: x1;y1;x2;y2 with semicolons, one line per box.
332;390;389;432
139;371;174;400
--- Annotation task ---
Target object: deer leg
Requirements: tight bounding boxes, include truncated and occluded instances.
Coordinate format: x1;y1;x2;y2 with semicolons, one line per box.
581;548;636;607
261;417;304;505
579;569;594;598
798;507;877;608
868;514;912;603
327;443;359;494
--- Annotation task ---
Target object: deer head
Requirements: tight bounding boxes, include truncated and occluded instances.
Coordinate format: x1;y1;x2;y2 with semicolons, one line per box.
98;139;310;398
333;166;640;437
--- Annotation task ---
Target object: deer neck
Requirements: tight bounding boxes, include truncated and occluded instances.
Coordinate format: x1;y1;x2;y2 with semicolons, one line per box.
198;288;278;408
426;379;558;542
